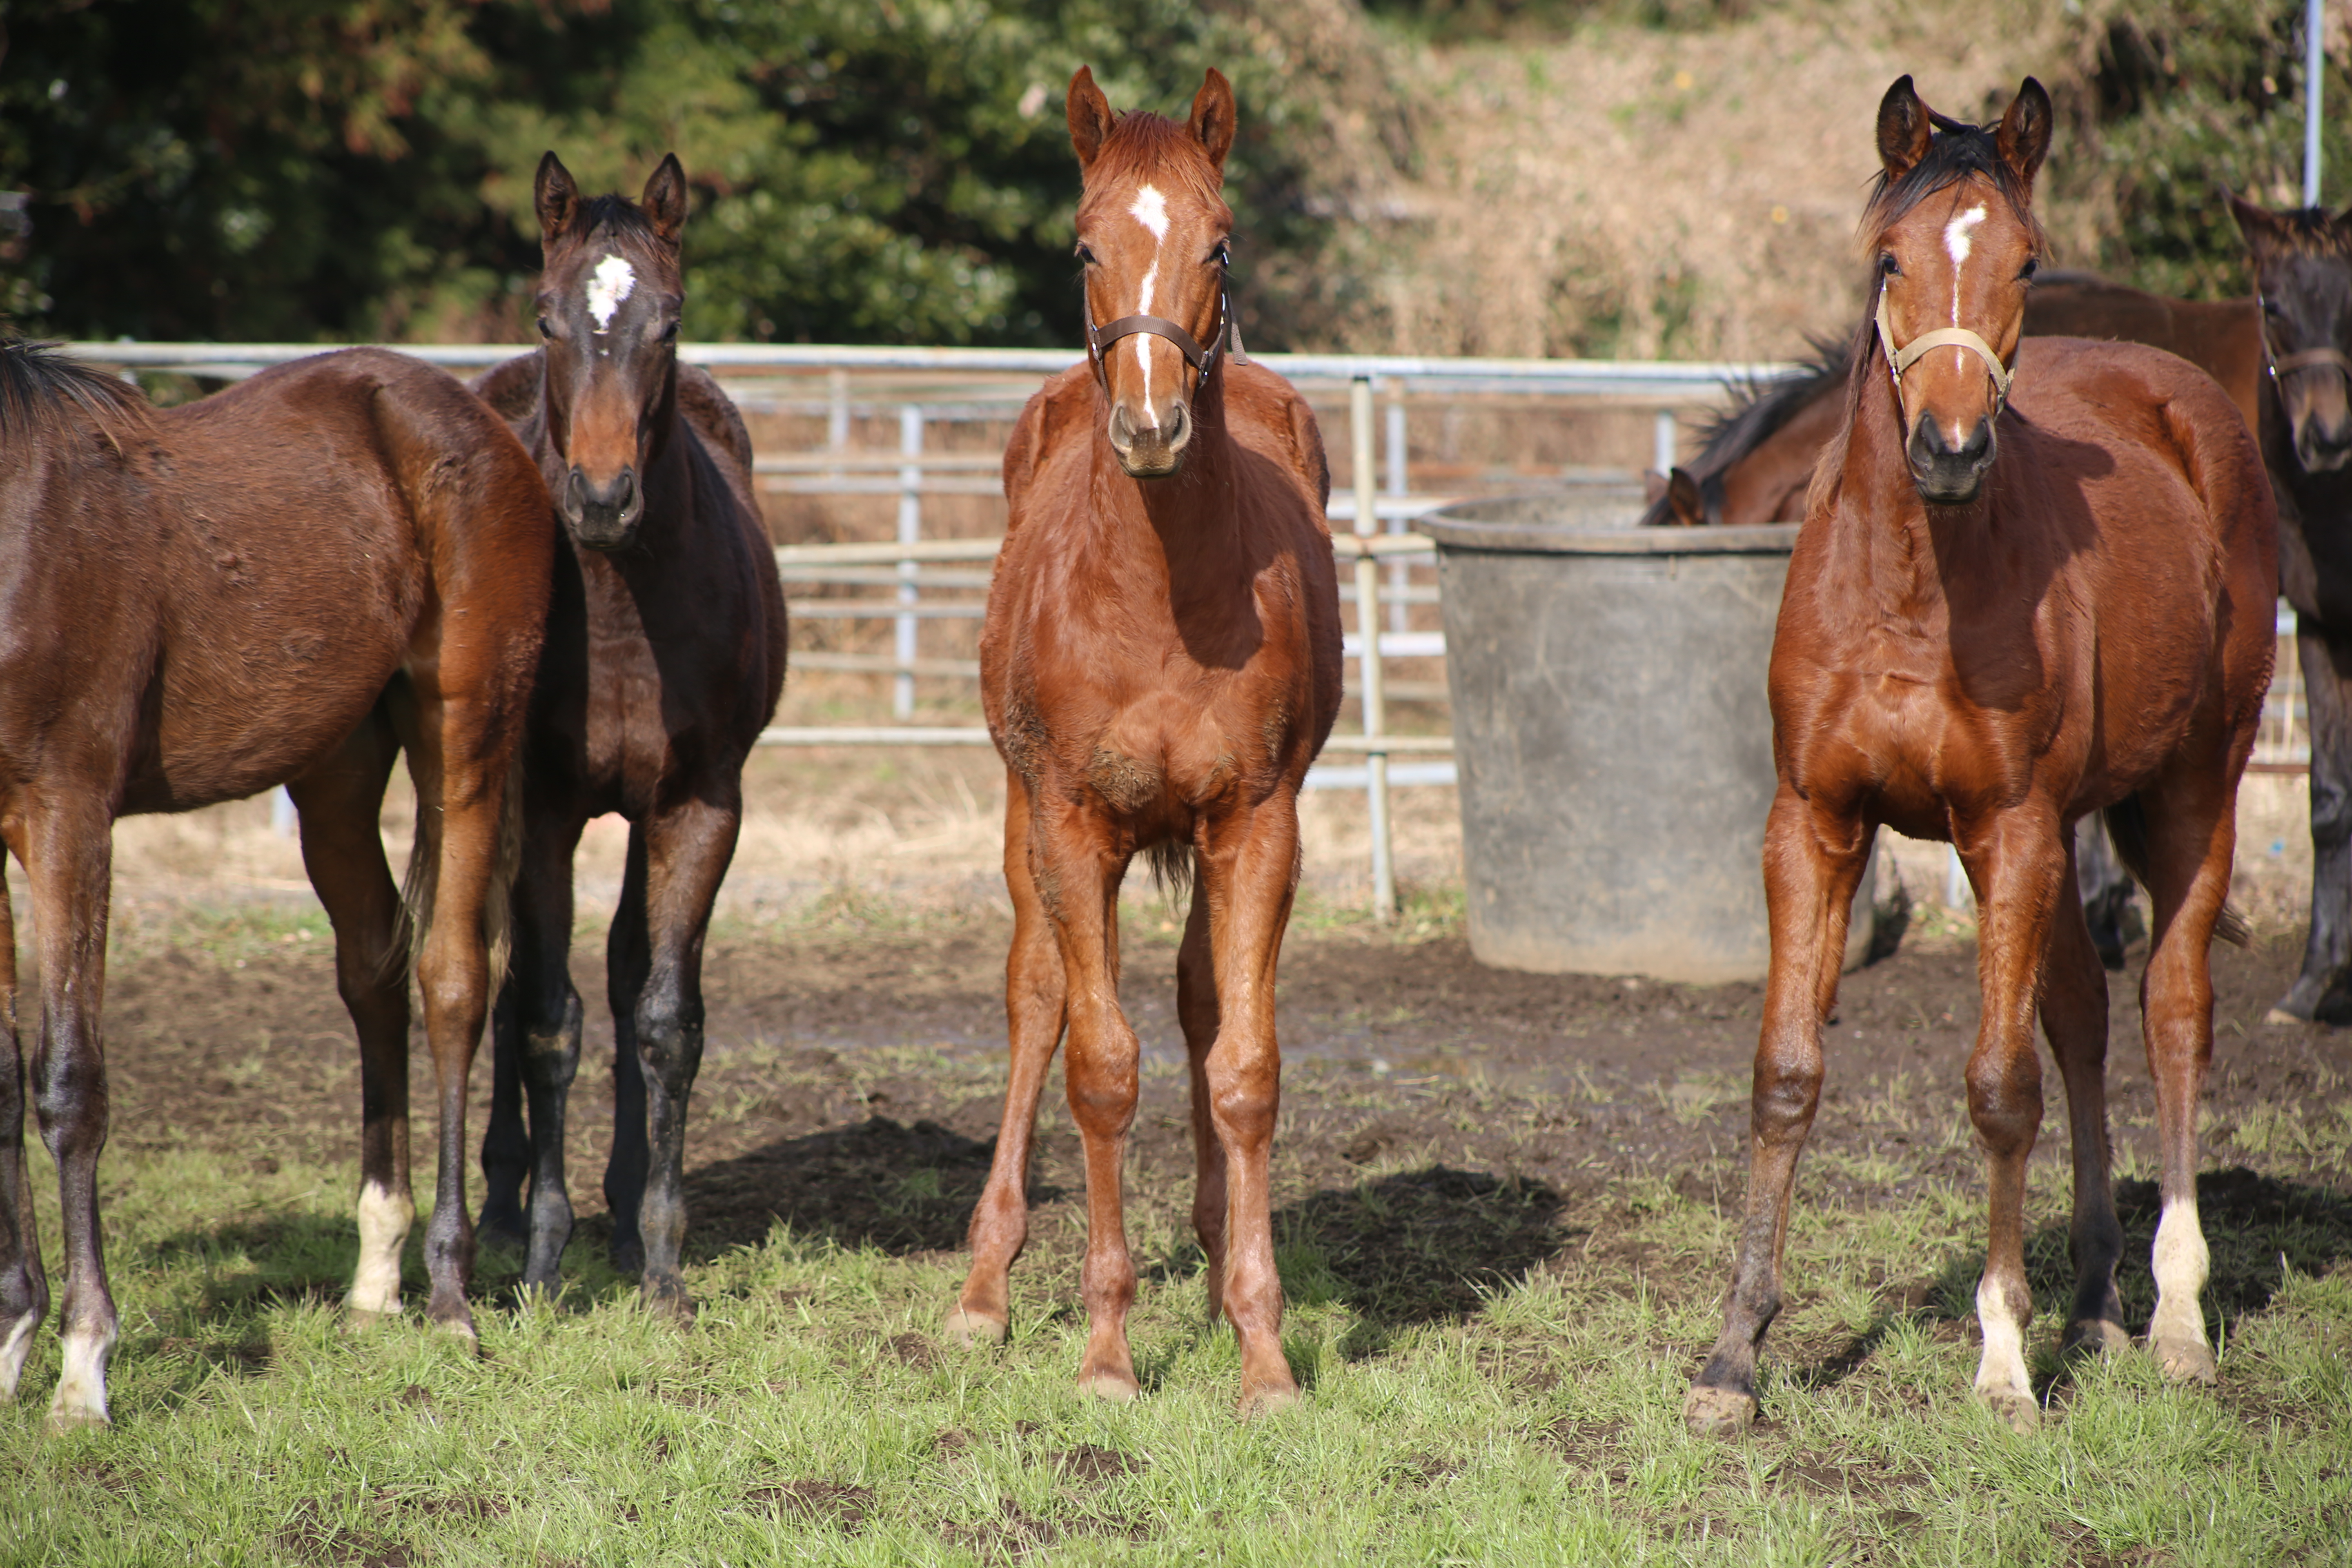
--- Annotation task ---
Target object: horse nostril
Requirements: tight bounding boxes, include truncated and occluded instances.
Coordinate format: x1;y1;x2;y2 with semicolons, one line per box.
1958;419;1993;465
564;468;590;519
615;468;637;515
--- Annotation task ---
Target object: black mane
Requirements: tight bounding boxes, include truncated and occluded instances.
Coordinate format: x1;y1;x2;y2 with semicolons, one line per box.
1637;337;1851;527
0;336;148;446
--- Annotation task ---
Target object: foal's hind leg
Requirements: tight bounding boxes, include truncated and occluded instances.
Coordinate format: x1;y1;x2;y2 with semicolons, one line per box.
0;855;51;1402
1174;882;1228;1323
2135;772;2241;1385
2043;836;2127;1355
19;794;120;1430
288;715;415;1326
950;777;1069;1347
1686;789;1870;1437
481;811;586;1292
602;795;740;1316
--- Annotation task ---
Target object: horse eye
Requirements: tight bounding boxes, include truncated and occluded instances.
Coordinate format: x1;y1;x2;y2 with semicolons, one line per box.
2020;257;2039;281
1878;254;1900;278
1214;239;1232;267
661;320;680;343
536;316;555;339
1074;243;1097;265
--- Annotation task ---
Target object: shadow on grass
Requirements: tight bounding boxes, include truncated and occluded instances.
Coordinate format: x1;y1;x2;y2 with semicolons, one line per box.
136;1212;358;1325
1788;1165;2352;1394
670;1115;1065;1261
1266;1165;1577;1361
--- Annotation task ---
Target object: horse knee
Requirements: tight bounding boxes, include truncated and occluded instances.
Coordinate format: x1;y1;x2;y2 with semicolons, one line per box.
521;989;583;1094
1749;1046;1822;1142
1208;1075;1276;1152
30;1049;105;1155
1965;1050;2044;1154
632;987;701;1092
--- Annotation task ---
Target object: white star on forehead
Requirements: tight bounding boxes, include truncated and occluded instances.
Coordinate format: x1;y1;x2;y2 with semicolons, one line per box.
1944;205;1988;268
1128;185;1169;240
586;254;636;332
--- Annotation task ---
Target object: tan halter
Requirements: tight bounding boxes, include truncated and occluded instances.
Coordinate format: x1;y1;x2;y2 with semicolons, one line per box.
1874;288;2016;416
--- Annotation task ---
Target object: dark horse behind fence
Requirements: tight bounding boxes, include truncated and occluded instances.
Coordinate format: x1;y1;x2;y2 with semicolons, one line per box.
2228;194;2352;1026
1684;78;2274;1438
0;342;552;1430
470;152;786;1313
945;67;1343;1415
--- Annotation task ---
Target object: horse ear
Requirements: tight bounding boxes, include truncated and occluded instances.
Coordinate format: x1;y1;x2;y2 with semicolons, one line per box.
1068;67;1116;173
1666;468;1706;527
535;151;581;247
1996;77;2052;193
1875;76;1931;182
1189;68;1237;173
641;154;688;244
2227;188;2289;252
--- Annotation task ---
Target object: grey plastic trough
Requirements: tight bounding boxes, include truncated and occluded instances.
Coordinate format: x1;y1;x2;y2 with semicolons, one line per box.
1423;495;1873;984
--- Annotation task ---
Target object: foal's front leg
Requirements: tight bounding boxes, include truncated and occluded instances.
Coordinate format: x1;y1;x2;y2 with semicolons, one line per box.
1686;789;1870;1437
0;851;50;1405
1036;801;1142;1400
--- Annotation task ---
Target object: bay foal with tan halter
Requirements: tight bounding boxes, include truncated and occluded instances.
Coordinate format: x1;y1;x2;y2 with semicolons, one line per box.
1684;78;2274;1436
945;67;1342;1414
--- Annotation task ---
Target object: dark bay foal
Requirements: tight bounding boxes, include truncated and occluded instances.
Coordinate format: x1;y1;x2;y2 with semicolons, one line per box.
945;69;1343;1414
470;154;786;1313
1686;79;2274;1437
0;341;551;1429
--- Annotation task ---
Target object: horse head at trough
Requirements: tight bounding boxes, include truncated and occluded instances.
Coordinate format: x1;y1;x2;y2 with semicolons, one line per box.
1865;75;2050;506
2229;193;2352;474
530;151;688;550
1066;66;1240;479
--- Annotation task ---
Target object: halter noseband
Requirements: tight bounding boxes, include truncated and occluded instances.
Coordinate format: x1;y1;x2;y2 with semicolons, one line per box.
1085;286;1247;389
1874;288;2016;415
2256;295;2352;384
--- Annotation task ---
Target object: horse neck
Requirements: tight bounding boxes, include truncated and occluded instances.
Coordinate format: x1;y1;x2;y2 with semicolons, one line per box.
1828;357;1961;613
1091;367;1243;589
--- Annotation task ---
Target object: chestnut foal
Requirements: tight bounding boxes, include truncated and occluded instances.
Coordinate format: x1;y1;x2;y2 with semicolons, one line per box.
1685;78;2274;1436
945;68;1342;1413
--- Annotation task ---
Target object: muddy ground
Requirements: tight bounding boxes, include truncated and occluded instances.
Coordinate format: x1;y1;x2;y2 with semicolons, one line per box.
88;891;2352;1339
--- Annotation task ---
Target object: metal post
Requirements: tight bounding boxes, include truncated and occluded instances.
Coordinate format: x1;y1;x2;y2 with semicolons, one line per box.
827;368;850;457
1385;385;1410;634
1653;407;1678;478
2307;0;2327;207
895;404;923;719
1352;375;1394;920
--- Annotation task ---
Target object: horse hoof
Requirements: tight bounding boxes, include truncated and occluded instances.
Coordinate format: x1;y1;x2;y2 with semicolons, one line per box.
2062;1318;2131;1356
2263;1007;2306;1027
2154;1337;2218;1386
1682;1383;1757;1439
342;1304;399;1336
1077;1369;1140;1403
641;1281;696;1324
1980;1388;2041;1434
1238;1383;1301;1418
942;1308;1008;1349
45;1402;109;1436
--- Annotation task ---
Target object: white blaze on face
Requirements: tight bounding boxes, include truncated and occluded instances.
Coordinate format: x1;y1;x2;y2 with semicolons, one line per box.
586;254;637;357
1943;204;1987;324
1127;185;1170;413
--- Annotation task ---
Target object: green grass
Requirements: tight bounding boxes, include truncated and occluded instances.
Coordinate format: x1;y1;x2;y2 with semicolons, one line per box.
7;1138;2349;1566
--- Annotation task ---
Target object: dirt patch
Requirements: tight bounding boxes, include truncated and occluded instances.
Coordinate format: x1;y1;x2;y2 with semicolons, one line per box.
1047;1445;1142;1484
745;1480;875;1532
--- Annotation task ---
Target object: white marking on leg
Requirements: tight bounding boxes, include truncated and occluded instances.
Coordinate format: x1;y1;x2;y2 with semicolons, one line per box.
1973;1272;2032;1405
47;1319;114;1428
347;1179;414;1319
0;1310;36;1400
1943;203;1987;324
2150;1194;2212;1352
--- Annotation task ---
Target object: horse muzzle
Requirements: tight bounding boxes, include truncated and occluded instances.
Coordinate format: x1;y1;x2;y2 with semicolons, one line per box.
2293;412;2352;474
1906;414;1995;506
562;465;642;550
1107;399;1193;479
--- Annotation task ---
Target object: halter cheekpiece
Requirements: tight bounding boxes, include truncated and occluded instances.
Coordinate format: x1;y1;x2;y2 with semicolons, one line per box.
1874;287;2016;415
2256;294;2352;383
1085;286;1247;388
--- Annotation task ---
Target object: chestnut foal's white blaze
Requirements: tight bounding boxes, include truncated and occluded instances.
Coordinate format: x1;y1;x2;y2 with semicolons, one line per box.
346;1178;415;1320
586;253;637;356
1937;201;1991;445
1126;184;1169;410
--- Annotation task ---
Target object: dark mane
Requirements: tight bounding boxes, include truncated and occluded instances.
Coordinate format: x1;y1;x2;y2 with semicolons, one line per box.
1087;111;1223;203
2246;205;2352;260
1637;337;1851;526
0;337;149;452
1859;112;2046;252
572;194;660;246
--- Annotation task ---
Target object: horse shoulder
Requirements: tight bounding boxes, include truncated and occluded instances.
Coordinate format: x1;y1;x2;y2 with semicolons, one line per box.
468;352;545;429
675;363;755;477
1002;365;1096;537
1225;366;1330;515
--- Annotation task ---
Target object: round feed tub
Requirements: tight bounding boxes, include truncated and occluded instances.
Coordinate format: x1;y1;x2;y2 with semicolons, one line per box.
1423;497;1874;984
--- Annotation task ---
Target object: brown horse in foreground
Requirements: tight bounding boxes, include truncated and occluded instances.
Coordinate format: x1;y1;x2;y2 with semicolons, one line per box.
945;67;1341;1413
2225;196;2352;1025
470;154;785;1311
1684;78;2274;1437
0;343;551;1430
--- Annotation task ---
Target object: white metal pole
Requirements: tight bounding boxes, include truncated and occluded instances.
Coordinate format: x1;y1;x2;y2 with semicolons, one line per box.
1352;375;1395;921
1385;387;1410;634
895;404;923;719
2307;0;2327;208
1653;407;1678;478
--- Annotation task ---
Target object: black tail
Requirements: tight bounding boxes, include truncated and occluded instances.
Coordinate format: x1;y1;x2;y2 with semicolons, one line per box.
2101;794;2250;948
1145;840;1195;907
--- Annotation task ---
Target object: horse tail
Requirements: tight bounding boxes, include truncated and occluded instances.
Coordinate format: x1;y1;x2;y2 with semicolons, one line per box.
1145;840;1196;907
2100;794;2250;948
387;743;524;992
0;337;146;461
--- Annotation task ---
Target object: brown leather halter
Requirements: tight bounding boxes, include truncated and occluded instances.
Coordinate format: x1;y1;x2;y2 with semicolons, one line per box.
1874;286;2016;416
2257;294;2352;384
1085;285;1247;390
